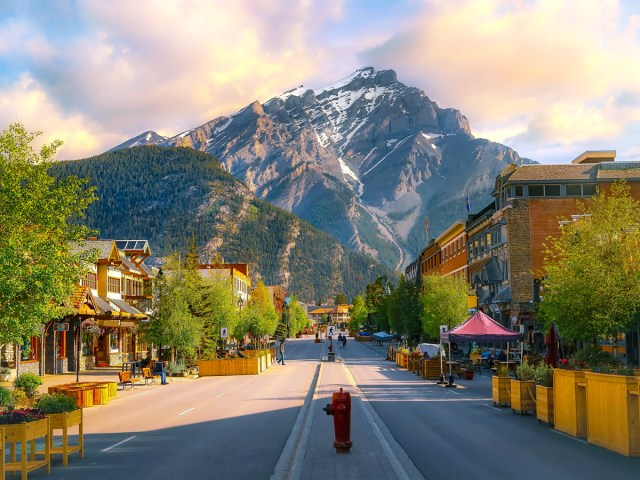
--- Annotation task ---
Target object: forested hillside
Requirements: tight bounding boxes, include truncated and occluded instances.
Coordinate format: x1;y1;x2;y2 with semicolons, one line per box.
51;146;392;302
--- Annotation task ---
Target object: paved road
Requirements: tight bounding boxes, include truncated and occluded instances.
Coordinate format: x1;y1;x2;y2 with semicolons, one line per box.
24;337;640;479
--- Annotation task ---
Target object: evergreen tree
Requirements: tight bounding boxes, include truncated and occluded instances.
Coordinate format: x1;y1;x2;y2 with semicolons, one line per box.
334;292;347;304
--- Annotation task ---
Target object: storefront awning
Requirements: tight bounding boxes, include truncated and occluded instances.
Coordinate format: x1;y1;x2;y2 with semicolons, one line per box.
110;298;146;318
93;295;118;316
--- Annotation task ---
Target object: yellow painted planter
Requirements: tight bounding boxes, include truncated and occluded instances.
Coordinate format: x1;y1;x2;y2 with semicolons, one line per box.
396;352;408;369
584;372;640;456
553;369;587;438
45;409;84;466
511;379;536;415
63;387;94;408
536;385;554;426
199;358;263;376
492;376;511;407
2;418;50;479
92;384;109;405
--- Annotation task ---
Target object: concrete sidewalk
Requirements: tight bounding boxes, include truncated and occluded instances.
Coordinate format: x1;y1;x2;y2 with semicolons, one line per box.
272;349;424;480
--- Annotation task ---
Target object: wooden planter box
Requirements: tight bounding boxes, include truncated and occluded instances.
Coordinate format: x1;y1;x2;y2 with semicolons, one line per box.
45;409;84;466
422;359;442;380
62;386;94;408
199;358;264;376
536;385;554;426
408;354;422;374
553;369;587;438
584;372;640;456
511;379;536;415
2;418;50;479
492;376;511;407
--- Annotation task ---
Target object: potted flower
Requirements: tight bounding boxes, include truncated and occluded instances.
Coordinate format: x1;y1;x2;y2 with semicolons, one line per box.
492;365;511;407
0;407;50;477
35;393;83;466
534;362;554;426
511;362;536;415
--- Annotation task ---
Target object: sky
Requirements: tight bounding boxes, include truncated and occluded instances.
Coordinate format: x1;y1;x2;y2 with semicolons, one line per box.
1;0;639;164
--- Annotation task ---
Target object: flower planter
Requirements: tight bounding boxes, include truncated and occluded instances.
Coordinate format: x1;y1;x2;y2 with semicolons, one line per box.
492;376;511;407
63;386;94;408
396;352;408;369
2;417;50;479
511;379;536;415
584;372;640;456
536;385;554;426
44;409;83;466
553;369;587;438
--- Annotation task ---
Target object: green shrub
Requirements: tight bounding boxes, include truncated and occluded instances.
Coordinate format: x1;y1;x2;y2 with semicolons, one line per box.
166;360;186;374
0;386;14;408
574;345;619;369
534;363;553;387
35;393;77;414
515;361;536;381
13;373;43;399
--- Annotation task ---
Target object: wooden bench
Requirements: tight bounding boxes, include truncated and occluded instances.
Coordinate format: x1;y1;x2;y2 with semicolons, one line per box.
142;367;160;385
118;371;140;390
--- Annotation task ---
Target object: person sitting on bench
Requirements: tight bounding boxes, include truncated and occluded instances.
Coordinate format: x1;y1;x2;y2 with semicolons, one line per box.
153;361;168;385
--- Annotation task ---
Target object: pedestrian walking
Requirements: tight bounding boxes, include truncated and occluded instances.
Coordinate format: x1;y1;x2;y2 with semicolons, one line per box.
278;340;286;365
342;335;347;349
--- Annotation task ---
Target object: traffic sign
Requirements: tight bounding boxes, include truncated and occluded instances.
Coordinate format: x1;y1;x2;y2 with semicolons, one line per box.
220;327;228;338
440;325;448;333
327;326;335;337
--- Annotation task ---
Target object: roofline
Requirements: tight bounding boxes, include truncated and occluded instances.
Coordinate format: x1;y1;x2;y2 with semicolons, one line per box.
571;150;616;164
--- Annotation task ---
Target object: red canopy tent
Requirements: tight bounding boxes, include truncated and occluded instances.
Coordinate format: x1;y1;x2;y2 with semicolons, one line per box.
440;311;522;343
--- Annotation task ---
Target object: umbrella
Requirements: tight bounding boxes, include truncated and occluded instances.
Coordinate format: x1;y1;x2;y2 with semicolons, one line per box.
544;322;561;368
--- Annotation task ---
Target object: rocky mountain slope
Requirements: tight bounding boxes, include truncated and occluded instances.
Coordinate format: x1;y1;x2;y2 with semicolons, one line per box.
112;67;532;270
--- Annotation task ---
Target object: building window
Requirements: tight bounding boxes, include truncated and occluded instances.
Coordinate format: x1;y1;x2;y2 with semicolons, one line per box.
528;184;561;197
82;334;93;356
110;332;120;353
582;183;597;195
513;185;524;197
108;276;120;293
21;336;39;361
81;272;97;289
565;184;582;196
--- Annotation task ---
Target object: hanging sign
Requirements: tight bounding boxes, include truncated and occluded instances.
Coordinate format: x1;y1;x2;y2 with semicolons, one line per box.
55;323;69;332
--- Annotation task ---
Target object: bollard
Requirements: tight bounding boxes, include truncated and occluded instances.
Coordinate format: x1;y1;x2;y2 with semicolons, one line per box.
322;387;352;453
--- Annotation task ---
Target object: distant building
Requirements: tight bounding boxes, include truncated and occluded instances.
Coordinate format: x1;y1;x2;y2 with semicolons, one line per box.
197;263;251;306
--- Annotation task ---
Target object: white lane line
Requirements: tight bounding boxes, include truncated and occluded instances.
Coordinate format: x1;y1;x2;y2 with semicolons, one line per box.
102;435;136;452
484;403;503;411
216;392;226;397
178;407;194;416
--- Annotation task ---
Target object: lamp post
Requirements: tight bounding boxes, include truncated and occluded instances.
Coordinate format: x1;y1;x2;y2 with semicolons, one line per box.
237;296;243;349
282;303;289;339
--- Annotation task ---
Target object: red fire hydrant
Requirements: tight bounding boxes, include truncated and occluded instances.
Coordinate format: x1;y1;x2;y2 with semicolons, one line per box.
322;387;352;453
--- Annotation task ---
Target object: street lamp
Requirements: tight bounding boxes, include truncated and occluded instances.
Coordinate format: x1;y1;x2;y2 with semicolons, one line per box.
282;303;289;339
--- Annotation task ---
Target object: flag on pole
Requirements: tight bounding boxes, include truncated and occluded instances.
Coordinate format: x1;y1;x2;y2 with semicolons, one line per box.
466;192;471;213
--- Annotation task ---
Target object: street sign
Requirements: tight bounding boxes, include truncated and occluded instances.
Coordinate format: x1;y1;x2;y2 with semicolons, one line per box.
54;323;69;332
220;327;228;338
327;326;335;337
440;325;448;333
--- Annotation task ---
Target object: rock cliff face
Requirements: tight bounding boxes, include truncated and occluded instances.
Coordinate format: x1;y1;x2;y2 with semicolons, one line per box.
114;67;531;270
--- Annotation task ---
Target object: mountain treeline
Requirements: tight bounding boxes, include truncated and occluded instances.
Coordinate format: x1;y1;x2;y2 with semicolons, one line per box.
51;146;393;302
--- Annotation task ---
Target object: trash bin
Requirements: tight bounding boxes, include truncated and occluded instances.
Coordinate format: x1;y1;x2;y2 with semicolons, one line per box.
328;352;336;362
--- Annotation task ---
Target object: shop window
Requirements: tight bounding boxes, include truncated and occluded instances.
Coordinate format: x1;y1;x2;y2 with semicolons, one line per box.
110;332;120;353
20;336;39;361
82;334;93;356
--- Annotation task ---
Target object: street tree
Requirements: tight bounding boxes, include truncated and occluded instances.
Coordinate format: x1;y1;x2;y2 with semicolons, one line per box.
421;274;469;340
365;276;393;332
348;295;367;332
234;281;278;345
0;123;96;344
539;181;640;342
141;253;202;361
195;275;239;359
286;296;310;336
388;275;423;344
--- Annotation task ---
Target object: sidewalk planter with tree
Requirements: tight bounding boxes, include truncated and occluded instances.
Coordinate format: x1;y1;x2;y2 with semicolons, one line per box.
584;370;640;456
35;394;84;466
13;374;43;404
553;369;587;438
492;365;511;407
534;363;554;426
0;409;50;479
511;362;536;415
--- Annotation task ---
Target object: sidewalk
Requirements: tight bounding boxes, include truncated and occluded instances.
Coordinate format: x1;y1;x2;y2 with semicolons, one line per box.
272;349;424;480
